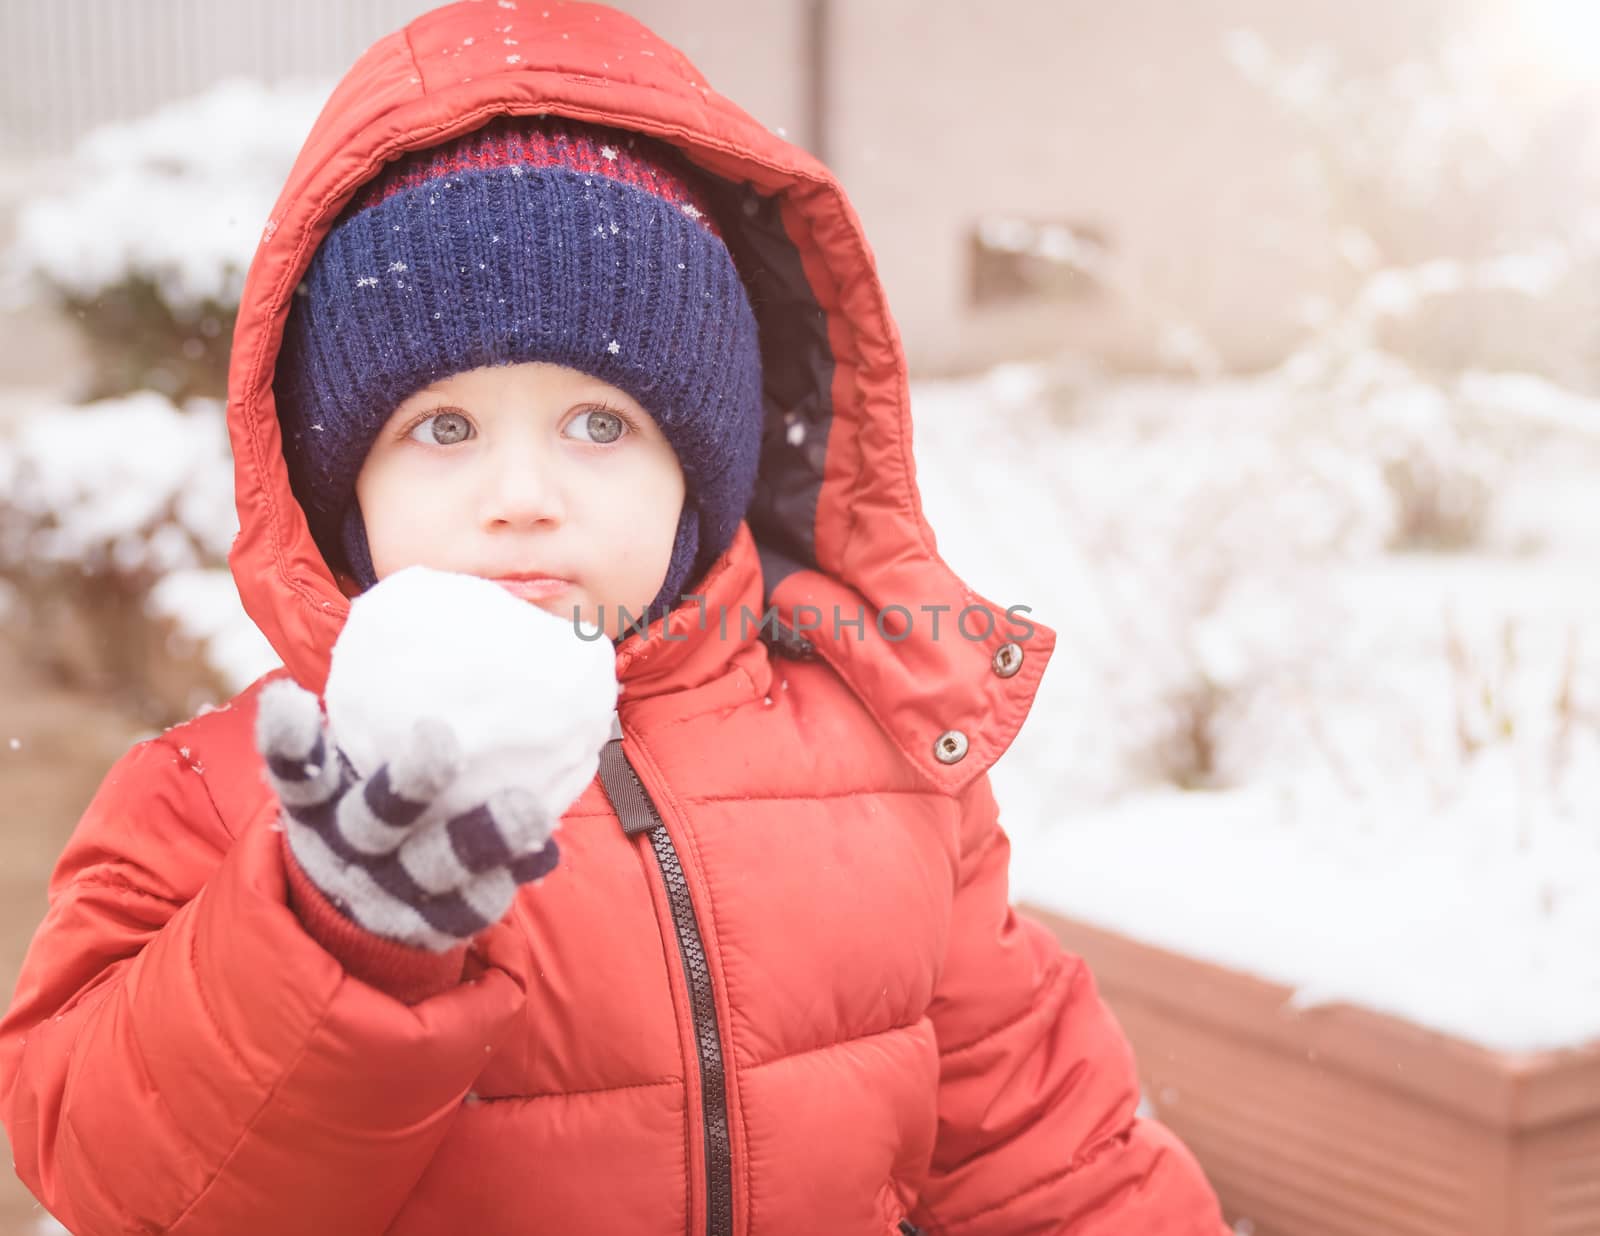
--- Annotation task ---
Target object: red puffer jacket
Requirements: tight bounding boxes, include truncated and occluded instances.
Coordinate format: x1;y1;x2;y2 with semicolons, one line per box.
0;4;1228;1233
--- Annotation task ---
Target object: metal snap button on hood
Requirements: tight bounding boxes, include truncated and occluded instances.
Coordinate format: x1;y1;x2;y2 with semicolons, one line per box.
992;642;1023;678
934;730;969;764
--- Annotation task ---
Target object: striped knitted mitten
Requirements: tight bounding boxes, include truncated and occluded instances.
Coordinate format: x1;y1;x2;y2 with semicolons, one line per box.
255;678;560;952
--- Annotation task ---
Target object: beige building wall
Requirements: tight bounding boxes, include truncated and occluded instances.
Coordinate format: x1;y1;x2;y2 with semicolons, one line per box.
5;0;1569;378
600;0;812;150
822;0;1479;375
613;0;1513;376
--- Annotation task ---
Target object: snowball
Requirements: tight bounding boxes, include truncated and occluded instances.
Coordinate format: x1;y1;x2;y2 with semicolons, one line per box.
324;567;618;819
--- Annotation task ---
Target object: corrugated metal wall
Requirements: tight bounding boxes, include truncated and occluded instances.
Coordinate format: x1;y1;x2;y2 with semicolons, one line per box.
0;0;436;158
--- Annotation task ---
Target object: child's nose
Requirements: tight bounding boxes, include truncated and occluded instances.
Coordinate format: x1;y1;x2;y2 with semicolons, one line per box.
479;454;566;530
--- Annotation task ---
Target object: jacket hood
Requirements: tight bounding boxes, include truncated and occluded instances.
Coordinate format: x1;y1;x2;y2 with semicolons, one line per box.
226;0;1054;792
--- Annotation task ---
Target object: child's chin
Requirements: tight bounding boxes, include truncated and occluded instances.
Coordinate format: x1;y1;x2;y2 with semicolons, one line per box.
533;595;589;625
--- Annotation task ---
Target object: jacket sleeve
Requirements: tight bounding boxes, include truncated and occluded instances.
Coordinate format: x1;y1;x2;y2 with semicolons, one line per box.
0;733;528;1235
910;772;1229;1236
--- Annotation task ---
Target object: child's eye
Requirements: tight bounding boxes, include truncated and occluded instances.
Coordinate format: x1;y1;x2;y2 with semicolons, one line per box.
564;407;629;445
407;411;473;445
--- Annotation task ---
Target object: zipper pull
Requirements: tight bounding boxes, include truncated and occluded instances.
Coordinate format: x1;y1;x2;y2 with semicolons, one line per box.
898;1222;923;1236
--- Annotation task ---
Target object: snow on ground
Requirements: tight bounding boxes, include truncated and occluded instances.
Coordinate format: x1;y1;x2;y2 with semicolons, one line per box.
1007;786;1600;1056
912;364;1600;1054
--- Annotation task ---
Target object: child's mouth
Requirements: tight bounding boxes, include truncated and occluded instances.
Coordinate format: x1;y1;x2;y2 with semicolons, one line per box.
491;576;573;602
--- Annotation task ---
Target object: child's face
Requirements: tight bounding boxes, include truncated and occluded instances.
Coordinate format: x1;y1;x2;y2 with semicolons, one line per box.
355;362;686;637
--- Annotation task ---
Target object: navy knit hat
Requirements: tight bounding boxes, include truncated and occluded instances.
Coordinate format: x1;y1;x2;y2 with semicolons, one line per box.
275;116;764;624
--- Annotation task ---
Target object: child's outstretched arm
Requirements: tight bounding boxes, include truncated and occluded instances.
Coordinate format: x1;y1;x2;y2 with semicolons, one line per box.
0;681;548;1235
911;773;1230;1235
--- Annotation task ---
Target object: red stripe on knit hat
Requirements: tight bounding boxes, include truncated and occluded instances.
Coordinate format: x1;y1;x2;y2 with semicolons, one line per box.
345;121;725;239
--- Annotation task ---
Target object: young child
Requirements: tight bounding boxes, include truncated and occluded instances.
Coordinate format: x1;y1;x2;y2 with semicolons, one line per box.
0;4;1229;1233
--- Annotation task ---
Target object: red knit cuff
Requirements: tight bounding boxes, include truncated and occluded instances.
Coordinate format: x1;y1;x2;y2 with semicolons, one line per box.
280;832;467;1004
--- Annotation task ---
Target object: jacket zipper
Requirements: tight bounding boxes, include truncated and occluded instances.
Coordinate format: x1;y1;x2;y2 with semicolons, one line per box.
596;717;733;1236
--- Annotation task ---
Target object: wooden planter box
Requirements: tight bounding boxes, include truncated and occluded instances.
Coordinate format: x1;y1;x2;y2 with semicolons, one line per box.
1020;905;1600;1236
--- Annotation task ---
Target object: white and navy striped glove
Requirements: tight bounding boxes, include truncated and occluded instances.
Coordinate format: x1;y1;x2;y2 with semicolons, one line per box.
255;678;561;953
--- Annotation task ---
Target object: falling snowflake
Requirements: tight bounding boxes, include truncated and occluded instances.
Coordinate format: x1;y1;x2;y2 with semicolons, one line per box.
787;422;806;446
463;36;475;45
491;233;502;243
388;261;408;273
7;738;20;751
595;224;608;237
356;275;379;288
680;204;702;220
609;221;620;234
676;262;686;270
506;54;522;64
510;164;525;176
499;0;518;8
312;423;325;432
600;145;619;161
505;38;518;45
606;340;621;355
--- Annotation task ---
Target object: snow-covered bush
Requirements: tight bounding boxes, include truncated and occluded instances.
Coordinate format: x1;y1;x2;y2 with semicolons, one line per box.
1225;28;1600;393
146;567;280;707
914;369;1393;796
916;360;1600;817
0;78;315;710
9;77;328;401
1;392;234;573
0;392;276;716
1281;355;1505;551
1218;29;1600;555
1213;562;1600;815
